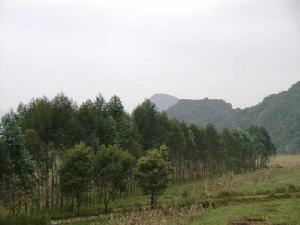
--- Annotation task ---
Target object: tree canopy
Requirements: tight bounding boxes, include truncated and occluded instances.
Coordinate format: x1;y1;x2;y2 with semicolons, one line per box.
135;145;173;208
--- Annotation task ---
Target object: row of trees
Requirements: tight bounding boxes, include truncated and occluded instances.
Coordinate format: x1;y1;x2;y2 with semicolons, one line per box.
59;143;172;213
0;94;276;216
59;143;133;214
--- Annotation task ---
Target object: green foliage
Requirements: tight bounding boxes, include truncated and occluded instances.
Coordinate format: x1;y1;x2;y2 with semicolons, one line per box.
59;143;93;215
18;97;53;145
117;114;141;157
107;95;125;122
50;93;77;151
0;112;36;215
135;145;173;208
75;99;103;149
0;137;10;183
93;145;135;211
132;100;161;150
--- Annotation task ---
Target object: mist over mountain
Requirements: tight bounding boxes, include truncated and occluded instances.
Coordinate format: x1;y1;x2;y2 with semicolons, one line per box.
151;81;300;153
150;94;179;111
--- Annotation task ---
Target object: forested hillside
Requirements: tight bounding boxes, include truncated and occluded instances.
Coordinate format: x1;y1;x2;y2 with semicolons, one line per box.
0;94;275;222
167;98;233;128
165;81;300;153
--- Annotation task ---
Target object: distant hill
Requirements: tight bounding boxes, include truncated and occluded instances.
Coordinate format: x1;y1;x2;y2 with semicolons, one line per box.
167;98;234;128
164;81;300;153
150;94;179;111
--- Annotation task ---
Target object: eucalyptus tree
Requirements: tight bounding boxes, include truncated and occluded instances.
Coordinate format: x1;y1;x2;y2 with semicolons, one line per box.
230;128;256;172
59;143;93;215
189;124;208;177
247;125;276;168
132;100;160;151
76;100;101;150
166;119;185;180
135;145;173;208
93;145;134;212
51;93;77;152
0;112;36;215
205;124;222;174
107;95;125;122
0;137;10;202
17;97;54;209
117;113;141;157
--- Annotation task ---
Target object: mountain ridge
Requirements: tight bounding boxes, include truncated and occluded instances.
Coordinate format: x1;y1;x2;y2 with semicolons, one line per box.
150;81;300;153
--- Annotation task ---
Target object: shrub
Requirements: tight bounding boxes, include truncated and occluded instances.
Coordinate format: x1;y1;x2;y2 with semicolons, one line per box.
287;184;297;193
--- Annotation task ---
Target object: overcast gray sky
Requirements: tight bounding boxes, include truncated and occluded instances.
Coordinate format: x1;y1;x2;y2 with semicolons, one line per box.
0;0;300;112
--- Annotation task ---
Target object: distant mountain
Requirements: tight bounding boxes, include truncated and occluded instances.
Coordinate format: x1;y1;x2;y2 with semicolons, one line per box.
150;94;179;111
165;81;300;153
167;98;234;128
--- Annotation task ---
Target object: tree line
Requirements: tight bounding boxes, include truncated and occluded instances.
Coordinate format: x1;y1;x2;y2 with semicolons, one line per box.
0;94;276;217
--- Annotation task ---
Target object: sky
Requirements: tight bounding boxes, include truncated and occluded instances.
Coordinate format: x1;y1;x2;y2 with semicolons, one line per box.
0;0;300;112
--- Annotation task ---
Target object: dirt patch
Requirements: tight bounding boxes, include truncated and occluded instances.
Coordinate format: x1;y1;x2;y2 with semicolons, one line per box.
230;218;266;225
50;216;96;225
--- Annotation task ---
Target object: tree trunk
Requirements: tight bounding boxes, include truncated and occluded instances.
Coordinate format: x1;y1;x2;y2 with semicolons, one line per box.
150;192;155;209
76;196;81;216
103;191;110;213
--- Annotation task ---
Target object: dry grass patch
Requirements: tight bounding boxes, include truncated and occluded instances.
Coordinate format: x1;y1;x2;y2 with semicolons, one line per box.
106;205;206;225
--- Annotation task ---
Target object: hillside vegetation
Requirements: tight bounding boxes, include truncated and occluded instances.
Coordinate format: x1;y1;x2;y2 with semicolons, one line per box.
165;81;300;153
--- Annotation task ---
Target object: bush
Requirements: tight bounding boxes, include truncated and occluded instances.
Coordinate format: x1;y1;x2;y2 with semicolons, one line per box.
287;184;297;193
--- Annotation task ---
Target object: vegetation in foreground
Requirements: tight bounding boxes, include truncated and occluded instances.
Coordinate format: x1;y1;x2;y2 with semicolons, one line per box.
71;198;300;225
65;155;300;225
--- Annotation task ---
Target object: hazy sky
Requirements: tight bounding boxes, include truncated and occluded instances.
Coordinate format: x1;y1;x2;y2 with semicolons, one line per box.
1;0;300;112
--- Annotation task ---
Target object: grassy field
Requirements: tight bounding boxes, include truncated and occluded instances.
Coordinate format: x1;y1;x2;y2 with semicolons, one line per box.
191;198;300;225
63;155;300;225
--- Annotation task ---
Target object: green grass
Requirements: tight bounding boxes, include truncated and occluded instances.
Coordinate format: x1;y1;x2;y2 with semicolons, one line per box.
191;198;300;225
228;170;300;195
64;155;300;225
